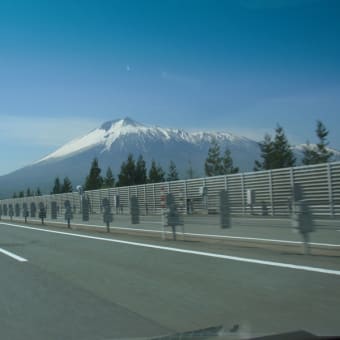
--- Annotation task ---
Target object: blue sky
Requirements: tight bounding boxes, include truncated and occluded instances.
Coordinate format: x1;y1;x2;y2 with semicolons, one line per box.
0;0;340;175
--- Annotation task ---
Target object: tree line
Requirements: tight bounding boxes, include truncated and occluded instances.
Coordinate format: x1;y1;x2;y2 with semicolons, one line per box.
253;120;333;171
11;120;334;197
12;176;74;198
202;120;333;176
12;187;41;199
82;156;180;191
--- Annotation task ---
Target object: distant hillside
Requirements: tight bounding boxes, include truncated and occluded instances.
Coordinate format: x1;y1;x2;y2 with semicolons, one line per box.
0;117;339;198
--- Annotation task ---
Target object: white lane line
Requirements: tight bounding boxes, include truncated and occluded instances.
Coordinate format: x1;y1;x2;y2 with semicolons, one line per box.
108;226;340;247
1;222;340;276
2;218;340;247
182;232;340;248
6;218;340;248
0;247;27;262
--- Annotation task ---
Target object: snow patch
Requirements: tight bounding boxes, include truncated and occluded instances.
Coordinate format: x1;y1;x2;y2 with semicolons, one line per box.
37;128;106;163
34;117;264;164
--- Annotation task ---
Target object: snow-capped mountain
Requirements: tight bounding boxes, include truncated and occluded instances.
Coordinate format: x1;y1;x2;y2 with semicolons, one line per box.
0;117;339;198
35;117;250;164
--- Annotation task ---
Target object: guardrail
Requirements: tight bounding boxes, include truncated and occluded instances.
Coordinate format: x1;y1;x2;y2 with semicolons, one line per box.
0;161;339;219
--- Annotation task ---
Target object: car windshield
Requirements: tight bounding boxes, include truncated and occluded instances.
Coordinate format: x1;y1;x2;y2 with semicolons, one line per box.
0;1;339;339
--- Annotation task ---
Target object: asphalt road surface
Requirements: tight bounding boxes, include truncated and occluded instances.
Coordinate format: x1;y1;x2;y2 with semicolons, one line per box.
3;213;340;245
1;221;340;340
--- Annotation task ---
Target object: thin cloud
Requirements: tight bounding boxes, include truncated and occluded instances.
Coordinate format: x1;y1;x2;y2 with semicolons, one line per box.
161;71;201;88
0;115;99;147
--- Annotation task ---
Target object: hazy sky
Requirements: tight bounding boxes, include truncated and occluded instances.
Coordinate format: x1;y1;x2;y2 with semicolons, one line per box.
0;0;340;175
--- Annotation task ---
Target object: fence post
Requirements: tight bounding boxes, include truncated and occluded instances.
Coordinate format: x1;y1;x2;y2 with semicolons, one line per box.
184;180;188;214
241;173;245;214
117;187;120;214
224;175;228;214
269;170;274;216
203;177;208;211
153;183;156;214
128;186;130;212
289;167;294;189
288;167;295;215
327;163;334;217
144;184;147;215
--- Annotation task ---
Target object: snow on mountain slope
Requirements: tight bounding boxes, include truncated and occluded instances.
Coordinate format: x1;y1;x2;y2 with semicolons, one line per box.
190;131;248;143
32;117;340;168
37;128;106;162
293;143;340;158
1;116;339;198
36;117;251;164
37;118;151;162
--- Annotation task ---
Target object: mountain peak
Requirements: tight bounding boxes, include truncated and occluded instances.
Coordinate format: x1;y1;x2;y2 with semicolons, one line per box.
100;117;143;131
122;117;142;126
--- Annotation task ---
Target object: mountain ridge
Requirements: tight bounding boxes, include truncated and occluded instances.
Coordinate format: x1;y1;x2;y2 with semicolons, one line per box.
35;117;251;165
0;117;339;198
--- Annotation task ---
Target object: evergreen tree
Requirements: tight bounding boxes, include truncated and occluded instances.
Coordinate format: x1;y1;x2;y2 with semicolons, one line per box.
271;125;295;168
204;139;238;176
222;148;239;174
19;191;24;198
135;155;147;184
315;120;333;163
254;134;275;171
36;188;41;196
205;138;222;176
254;126;295;170
302;141;317;165
302;120;333;165
26;188;32;197
52;177;62;194
84;158;103;190
103;167;115;188
148;160;165;183
118;154;136;186
167;160;179;181
61;177;73;193
13;192;17;198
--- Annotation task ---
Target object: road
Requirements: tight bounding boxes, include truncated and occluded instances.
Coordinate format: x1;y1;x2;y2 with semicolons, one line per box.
1;221;340;339
3;213;340;246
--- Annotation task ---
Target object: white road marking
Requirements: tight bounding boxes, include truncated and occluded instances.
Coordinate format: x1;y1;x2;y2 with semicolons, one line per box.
181;232;340;248
0;247;27;262
1;222;340;276
107;226;340;247
7;218;340;248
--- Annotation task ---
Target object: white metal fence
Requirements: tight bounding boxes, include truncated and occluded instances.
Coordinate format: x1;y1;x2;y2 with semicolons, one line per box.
1;161;340;219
